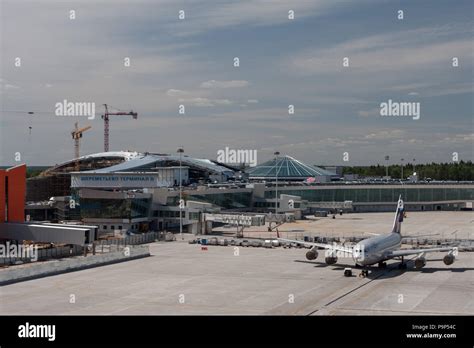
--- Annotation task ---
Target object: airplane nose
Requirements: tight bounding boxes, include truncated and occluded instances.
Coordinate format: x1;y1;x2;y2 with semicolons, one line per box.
353;245;362;258
353;246;365;264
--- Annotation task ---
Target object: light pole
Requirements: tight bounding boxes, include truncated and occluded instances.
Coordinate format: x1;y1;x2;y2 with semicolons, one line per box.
385;155;389;178
401;158;404;180
274;151;280;214
412;158;416;176
177;147;184;240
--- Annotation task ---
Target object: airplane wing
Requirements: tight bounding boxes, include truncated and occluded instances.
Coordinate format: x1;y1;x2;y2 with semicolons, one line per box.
384;246;457;258
277;238;353;254
401;232;441;239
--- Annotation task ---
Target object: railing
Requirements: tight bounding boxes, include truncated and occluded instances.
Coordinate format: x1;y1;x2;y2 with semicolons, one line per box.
0;245;84;266
97;231;161;246
0;232;162;266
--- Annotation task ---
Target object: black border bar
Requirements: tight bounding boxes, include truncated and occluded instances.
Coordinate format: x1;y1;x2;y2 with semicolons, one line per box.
0;315;472;346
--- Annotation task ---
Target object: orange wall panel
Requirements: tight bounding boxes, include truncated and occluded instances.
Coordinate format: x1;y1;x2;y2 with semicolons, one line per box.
6;164;26;222
0;170;5;223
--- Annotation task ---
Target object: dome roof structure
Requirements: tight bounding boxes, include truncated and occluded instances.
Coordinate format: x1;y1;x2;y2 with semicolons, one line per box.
247;155;335;180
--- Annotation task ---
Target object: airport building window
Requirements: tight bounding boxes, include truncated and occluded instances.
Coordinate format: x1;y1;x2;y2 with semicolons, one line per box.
189;212;200;220
265;187;472;203
179;191;252;209
80;197;151;219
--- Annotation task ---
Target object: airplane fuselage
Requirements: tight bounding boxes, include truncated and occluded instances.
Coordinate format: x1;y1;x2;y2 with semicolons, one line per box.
353;232;402;266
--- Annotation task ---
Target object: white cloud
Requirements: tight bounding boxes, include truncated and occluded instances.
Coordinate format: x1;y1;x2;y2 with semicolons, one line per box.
166;89;187;97
364;129;404;140
387;83;433;91
385;82;473;98
4;84;20;89
0;78;20;90
291;26;473;75
213;99;232;105
200;80;249;88
247;99;259;104
358;108;379;117
169;0;358;36
423;83;473;97
441;133;474;144
178;97;233;107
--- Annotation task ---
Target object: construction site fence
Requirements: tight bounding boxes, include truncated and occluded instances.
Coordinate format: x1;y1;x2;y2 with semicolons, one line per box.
96;231;162;246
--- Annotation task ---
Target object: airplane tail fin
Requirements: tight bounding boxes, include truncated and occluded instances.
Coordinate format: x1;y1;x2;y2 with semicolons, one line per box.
391;195;404;234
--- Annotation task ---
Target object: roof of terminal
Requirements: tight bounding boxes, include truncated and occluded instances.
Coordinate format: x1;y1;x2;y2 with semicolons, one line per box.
247;155;336;179
82;152;234;175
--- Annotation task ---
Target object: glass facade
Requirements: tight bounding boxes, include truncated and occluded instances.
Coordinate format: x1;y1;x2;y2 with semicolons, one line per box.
168;191;253;209
264;186;473;202
81;198;151;219
154;210;185;218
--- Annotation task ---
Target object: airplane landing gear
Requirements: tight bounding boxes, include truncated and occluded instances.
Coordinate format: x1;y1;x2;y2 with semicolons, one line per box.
359;269;369;278
398;256;407;269
378;261;387;269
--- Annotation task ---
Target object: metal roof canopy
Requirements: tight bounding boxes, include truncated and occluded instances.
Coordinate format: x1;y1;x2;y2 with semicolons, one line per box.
247;155;336;179
81;153;233;175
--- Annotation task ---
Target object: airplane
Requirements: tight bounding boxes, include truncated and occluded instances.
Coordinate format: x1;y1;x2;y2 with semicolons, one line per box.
277;196;458;277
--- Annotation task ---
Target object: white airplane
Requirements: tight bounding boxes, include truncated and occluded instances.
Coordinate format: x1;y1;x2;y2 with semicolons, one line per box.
277;196;458;276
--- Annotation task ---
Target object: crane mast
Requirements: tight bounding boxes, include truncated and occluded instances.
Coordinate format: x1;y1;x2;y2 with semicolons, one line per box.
101;104;138;152
71;122;92;171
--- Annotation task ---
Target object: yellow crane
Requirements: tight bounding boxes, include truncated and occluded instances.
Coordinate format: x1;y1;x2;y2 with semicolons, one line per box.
71;122;92;171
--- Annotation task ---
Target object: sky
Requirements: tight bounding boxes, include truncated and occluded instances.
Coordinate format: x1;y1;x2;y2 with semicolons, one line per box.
0;0;473;167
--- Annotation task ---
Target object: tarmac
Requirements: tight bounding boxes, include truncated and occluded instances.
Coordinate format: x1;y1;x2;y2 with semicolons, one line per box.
0;211;472;315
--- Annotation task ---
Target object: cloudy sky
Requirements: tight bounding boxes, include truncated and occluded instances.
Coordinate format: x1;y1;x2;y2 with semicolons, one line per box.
0;0;472;166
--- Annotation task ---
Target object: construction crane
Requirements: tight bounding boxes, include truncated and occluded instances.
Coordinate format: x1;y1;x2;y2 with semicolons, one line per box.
101;104;138;152
71;122;92;171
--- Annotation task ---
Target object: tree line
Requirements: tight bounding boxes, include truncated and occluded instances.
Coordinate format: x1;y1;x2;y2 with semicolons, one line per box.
342;161;474;181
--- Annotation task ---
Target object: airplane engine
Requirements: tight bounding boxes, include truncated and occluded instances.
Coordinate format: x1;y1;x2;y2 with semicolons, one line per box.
305;248;318;260
443;254;455;265
414;256;426;269
325;256;338;265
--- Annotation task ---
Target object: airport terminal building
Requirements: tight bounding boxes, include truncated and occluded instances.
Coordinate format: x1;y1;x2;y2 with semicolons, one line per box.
24;151;474;236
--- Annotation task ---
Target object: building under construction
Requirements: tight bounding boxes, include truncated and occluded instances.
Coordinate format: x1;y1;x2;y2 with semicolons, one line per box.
26;151;239;202
26;152;130;201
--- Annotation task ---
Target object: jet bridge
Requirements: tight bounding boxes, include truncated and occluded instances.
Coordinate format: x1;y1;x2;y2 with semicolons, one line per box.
265;213;295;232
204;213;266;237
203;213;294;236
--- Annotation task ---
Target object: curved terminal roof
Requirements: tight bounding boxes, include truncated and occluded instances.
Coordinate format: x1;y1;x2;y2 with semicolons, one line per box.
41;151;140;176
247;155;335;179
83;152;234;176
